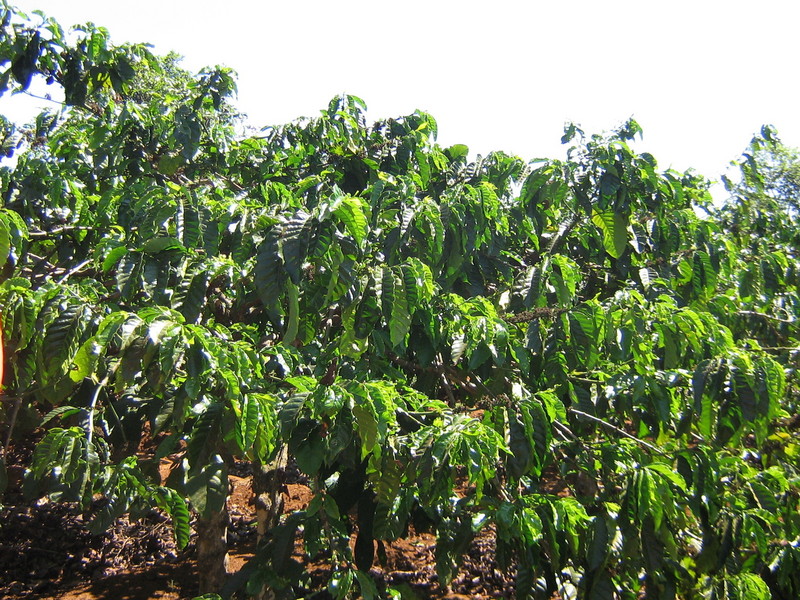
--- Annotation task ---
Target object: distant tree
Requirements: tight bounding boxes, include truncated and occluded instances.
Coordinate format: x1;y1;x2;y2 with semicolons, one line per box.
720;127;800;248
715;127;800;416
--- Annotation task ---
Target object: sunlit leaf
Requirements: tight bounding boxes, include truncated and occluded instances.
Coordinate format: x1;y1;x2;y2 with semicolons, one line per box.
591;209;628;258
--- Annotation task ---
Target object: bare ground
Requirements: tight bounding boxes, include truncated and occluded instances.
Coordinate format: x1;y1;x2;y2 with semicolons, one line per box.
1;441;516;600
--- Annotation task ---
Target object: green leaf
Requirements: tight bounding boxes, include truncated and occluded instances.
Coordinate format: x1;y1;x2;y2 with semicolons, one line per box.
102;245;128;273
353;404;378;457
353;283;381;339
158;487;191;549
400;261;420;310
293;429;324;475
434;514;473;586
141;236;185;254
526;400;551;476
551;255;579;304
591;209;628;258
174;105;202;159
187;402;223;471
239;395;260;453
446;144;469;161
733;365;757;421
749;480;779;512
389;290;410;349
328;568;353;600
40;302;87;384
280;210;312;285
181;204;202;248
693;359;721;439
173;268;208;323
586;569;615;600
255;230;287;308
569;303;602;369
279;393;308;436
691;251;717;298
373;453;403;508
116;252;142;299
40;405;82;425
0;214;11;272
355;570;379;600
600;166;621;197
71;311;128;383
587;515;610;571
186;454;227;517
283;280;300;345
507;410;533;479
334;196;368;246
382;267;410;348
646;462;687;492
635;469;653;523
725;573;771;600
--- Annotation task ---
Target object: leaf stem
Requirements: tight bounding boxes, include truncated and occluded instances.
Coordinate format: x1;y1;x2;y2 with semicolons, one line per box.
56;258;92;284
28;225;95;238
568;408;667;456
737;311;795;325
82;374;109;499
552;420;578;441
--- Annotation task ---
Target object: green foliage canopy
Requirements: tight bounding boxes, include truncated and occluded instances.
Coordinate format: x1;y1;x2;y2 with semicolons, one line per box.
1;4;799;599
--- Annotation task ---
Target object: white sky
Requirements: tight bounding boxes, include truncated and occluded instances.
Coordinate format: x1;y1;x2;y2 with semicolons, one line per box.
3;0;800;185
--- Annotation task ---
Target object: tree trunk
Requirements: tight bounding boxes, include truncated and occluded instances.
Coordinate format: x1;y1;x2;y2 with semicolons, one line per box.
250;445;288;600
197;502;230;594
253;445;288;540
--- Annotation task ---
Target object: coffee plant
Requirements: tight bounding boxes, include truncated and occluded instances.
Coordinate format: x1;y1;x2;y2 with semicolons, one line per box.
1;4;798;599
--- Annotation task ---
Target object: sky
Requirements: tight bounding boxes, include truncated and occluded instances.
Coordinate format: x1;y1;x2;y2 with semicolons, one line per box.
3;0;800;188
